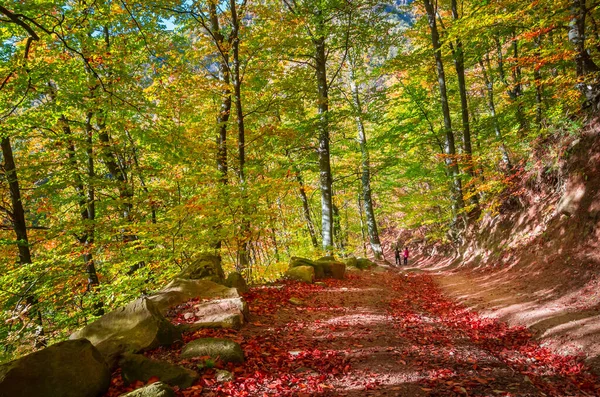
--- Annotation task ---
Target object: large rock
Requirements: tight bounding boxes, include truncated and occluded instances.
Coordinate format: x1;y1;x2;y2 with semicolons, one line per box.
70;297;181;367
0;339;110;397
318;260;346;279
285;266;315;283
148;278;239;315
346;256;376;270
289;257;324;279
178;297;248;331
177;254;225;282
120;382;175;397
119;353;198;389
181;338;244;363
224;271;249;293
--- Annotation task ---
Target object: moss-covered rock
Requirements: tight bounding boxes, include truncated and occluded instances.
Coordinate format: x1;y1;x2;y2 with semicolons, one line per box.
290;257;324;279
148;279;238;315
224;271;249;293
285;266;315;283
70;297;181;368
345;256;376;270
0;339;110;397
119;354;198;389
177;254;225;282
181;338;244;363
120;382;175;397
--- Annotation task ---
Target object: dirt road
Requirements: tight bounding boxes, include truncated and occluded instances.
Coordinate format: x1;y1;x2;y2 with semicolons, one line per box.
106;268;600;396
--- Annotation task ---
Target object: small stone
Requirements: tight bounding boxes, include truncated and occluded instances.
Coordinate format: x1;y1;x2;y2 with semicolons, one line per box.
119;382;175;397
215;369;234;382
181;338;244;363
183;312;194;320
288;297;304;306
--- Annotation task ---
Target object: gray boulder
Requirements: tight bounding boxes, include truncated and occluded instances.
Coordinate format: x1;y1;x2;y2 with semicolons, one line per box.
215;369;234;382
346;256;376;270
119;382;175;397
70;297;181;368
181;338;244;363
285;266;315;283
177;254;225;282
0;339;110;397
316;259;346;279
224;271;249;293
119;353;198;389
290;257;324;279
148;279;239;315
177;297;248;331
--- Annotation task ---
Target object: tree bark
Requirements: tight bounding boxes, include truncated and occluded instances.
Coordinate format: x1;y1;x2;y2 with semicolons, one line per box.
229;0;250;272
1;136;45;344
423;0;464;221
451;0;479;211
480;55;512;169
314;29;334;252
293;165;319;248
569;0;600;107
349;65;383;259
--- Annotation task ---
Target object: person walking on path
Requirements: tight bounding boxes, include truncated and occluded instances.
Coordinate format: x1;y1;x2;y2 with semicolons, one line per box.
394;245;401;266
403;247;409;266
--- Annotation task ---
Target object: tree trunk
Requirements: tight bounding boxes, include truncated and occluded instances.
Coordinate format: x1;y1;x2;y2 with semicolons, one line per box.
1;136;45;344
314;30;334;252
229;0;250;272
62;115;99;290
293;165;319;248
423;0;464;221
451;0;479;211
349;65;383;259
480;55;512;169
569;0;600;107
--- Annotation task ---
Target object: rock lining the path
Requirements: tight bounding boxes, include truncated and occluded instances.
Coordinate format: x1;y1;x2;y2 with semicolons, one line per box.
285;265;315;283
119;382;175;397
149;278;239;315
0;339;110;397
176;253;225;282
70;297;181;368
119;353;199;389
181;338;244;363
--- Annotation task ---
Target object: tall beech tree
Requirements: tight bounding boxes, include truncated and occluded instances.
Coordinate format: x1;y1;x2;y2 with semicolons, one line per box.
422;0;465;222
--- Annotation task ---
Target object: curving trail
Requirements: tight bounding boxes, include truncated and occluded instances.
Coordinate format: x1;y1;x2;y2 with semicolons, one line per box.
106;268;600;396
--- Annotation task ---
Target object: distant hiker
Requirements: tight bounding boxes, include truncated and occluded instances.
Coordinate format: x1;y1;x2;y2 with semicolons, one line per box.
394;246;401;266
403;247;409;266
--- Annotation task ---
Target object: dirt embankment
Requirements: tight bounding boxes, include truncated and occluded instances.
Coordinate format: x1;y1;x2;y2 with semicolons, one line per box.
412;121;600;373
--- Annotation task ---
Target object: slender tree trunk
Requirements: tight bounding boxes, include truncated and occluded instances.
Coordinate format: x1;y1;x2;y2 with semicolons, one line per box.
207;2;230;251
533;37;544;128
210;4;230;186
569;0;600;107
357;193;368;257
480;55;512;169
62;116;100;290
293;165;319;248
314;28;334;252
229;0;250;272
349;65;383;259
451;0;479;211
423;0;464;221
510;31;527;133
1;136;45;345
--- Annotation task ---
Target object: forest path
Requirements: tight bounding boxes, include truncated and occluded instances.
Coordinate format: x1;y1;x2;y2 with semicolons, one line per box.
108;269;600;396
